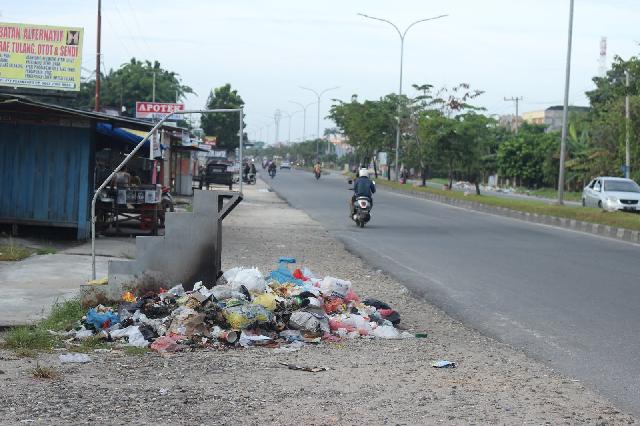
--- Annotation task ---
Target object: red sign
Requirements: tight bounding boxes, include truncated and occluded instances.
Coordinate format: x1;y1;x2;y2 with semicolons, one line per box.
135;102;185;119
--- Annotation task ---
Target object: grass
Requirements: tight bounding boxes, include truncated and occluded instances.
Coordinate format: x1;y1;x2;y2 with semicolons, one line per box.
516;187;582;202
0;237;57;261
4;326;56;351
124;346;150;356
39;299;84;332
69;335;111;353
0;239;32;261
31;364;59;379
377;179;640;232
4;299;84;354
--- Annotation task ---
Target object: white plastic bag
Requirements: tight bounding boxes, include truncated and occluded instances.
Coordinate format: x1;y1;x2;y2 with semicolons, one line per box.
372;325;401;339
226;267;266;293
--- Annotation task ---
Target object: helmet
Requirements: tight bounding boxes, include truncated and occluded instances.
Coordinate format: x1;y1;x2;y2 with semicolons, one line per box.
359;168;369;178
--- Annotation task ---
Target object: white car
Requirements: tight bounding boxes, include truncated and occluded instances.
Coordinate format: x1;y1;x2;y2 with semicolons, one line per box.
582;177;640;211
280;161;291;169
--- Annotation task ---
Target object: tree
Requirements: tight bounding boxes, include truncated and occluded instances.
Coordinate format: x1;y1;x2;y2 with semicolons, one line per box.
200;84;246;150
53;58;194;115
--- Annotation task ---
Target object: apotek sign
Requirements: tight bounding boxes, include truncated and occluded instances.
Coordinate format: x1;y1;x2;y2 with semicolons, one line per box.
0;22;83;91
135;102;185;120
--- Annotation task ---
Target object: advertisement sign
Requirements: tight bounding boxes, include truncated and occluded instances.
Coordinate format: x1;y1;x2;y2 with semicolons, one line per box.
135;102;185;120
378;152;388;166
203;136;217;146
0;22;83;91
150;131;162;159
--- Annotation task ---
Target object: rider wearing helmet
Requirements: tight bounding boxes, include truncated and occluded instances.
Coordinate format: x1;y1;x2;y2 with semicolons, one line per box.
351;168;376;215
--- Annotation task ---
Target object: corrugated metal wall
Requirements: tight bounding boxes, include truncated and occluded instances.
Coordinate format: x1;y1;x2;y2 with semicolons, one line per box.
0;122;91;239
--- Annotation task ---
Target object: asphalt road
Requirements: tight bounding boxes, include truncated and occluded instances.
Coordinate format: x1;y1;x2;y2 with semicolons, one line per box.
265;168;640;415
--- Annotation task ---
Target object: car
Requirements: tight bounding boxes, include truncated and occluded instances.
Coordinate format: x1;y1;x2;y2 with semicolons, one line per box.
582;176;640;211
280;161;291;169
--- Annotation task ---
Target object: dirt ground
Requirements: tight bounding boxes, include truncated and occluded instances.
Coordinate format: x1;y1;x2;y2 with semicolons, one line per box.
0;183;635;425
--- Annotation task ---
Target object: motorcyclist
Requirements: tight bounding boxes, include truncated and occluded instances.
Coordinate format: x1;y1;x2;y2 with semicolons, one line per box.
268;161;277;176
242;161;250;180
351;168;376;216
313;162;321;176
250;161;257;176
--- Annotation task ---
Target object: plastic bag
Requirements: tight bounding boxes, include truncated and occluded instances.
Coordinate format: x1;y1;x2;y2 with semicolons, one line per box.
167;284;186;297
253;293;277;311
289;311;329;334
86;308;119;330
226;267;266;293
150;335;184;353
59;353;91;363
371;325;401;339
211;285;246;301
110;325;149;347
268;258;303;285
223;304;274;329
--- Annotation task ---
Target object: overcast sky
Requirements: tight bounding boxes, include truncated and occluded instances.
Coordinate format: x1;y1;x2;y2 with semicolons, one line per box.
3;0;640;143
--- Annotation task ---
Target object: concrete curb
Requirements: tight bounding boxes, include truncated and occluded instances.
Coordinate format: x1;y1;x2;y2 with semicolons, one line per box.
380;185;640;245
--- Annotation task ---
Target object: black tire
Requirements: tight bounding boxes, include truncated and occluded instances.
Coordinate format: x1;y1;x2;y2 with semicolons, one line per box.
582;198;586;207
598;200;603;209
359;221;365;228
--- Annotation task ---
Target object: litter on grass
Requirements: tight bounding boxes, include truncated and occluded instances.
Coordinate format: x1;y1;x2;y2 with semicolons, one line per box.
65;258;411;353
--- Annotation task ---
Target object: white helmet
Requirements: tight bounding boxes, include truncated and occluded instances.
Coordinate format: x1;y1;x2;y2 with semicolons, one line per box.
359;168;369;178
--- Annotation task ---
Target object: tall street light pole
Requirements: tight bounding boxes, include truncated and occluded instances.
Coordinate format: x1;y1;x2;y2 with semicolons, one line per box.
95;0;102;112
289;100;315;141
300;86;340;159
557;0;574;205
358;12;447;181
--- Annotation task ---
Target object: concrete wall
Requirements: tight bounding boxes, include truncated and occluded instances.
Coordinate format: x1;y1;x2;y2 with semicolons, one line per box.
84;189;239;302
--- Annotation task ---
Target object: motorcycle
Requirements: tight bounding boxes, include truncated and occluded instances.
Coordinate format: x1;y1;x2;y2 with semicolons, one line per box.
348;180;373;228
242;173;257;185
268;168;276;179
314;169;321;180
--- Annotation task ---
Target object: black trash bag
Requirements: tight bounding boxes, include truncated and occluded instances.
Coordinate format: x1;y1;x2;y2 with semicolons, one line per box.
138;323;157;341
362;298;391;310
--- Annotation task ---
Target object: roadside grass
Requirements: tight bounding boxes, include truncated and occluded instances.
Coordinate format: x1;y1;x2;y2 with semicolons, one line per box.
3;299;84;354
31;364;59;379
518;187;582;202
0;237;58;261
0;240;32;261
39;299;84;332
124;346;150;356
4;326;56;351
377;180;640;231
69;335;110;353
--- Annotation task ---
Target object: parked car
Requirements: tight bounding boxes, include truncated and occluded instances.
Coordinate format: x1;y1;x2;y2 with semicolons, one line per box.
280;161;291;169
582;177;640;211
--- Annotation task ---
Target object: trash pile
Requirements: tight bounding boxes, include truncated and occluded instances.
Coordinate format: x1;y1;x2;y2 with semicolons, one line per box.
70;258;412;353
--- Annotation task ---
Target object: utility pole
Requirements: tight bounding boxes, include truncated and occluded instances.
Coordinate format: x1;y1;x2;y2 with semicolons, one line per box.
625;70;631;178
358;12;447;181
152;71;156;102
557;0;575;205
94;0;101;112
289;100;314;141
274;110;282;144
300;86;339;159
504;96;523;134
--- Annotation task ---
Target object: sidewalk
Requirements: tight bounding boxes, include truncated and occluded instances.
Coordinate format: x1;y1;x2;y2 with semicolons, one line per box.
0;236;135;326
0;179;634;424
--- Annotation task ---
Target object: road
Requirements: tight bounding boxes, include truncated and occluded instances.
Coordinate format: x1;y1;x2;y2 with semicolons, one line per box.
265;168;640;415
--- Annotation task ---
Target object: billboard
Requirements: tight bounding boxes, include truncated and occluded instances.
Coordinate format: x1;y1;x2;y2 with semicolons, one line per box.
135;102;185;120
0;22;83;91
203;136;217;146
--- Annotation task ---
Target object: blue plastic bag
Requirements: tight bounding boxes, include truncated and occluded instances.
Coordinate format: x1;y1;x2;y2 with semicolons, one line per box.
268;257;303;285
86;308;119;329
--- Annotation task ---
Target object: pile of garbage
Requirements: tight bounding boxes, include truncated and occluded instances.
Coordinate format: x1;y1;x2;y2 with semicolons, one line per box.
72;258;412;353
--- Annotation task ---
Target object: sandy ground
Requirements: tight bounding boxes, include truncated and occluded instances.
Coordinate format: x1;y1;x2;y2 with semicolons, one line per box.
0;182;635;425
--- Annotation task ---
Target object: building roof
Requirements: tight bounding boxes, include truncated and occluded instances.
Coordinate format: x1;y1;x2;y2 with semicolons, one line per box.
546;105;590;112
0;95;184;132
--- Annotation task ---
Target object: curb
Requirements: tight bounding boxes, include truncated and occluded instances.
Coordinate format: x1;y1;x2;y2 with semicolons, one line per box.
380;185;640;245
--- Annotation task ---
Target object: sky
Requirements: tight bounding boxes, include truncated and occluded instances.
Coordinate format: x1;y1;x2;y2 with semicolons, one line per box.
3;0;640;144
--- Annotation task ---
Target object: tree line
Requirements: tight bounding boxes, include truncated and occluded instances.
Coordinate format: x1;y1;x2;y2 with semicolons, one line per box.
327;54;640;194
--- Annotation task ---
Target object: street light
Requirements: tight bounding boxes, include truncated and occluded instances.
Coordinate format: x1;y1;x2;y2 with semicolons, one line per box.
358;12;447;181
557;0;574;205
289;100;315;141
300;86;340;159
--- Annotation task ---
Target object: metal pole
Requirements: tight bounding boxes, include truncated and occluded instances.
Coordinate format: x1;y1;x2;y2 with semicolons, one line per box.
358;13;448;181
557;0;574;205
394;36;404;181
626;70;631;178
300;87;339;159
239;108;244;193
94;0;101;112
289;101;314;141
152;71;156;102
91;108;242;279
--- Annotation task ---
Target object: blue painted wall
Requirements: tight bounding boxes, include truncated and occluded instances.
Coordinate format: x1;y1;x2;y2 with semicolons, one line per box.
0;122;91;239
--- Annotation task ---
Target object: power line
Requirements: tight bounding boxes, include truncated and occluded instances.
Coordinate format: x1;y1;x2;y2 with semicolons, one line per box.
102;6;134;59
124;0;158;60
111;0;146;57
